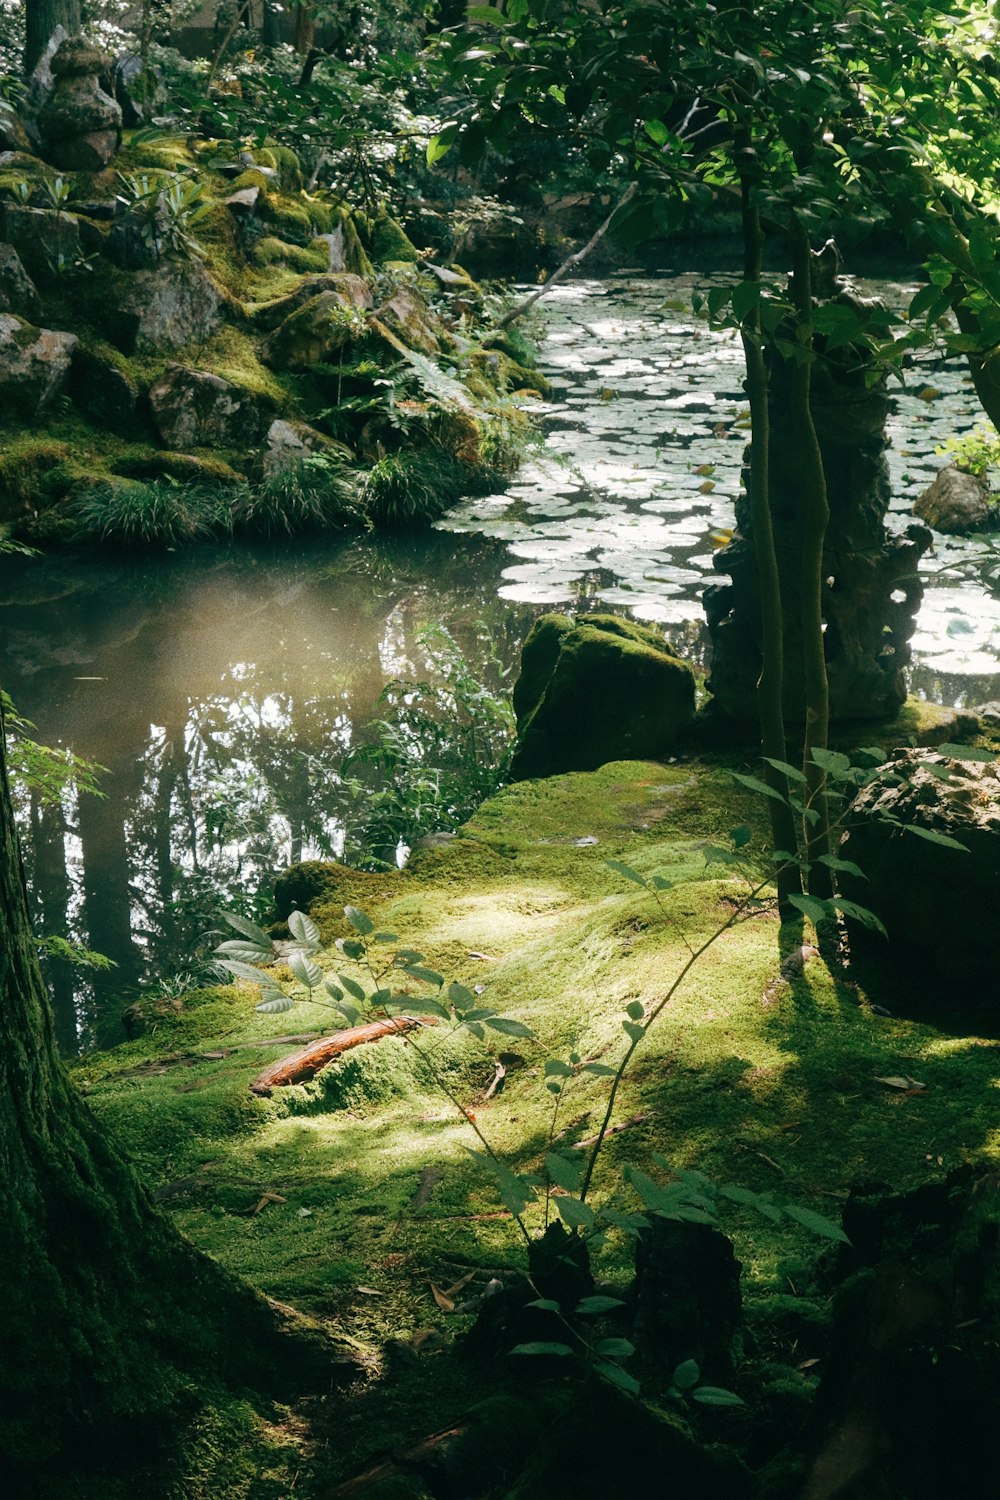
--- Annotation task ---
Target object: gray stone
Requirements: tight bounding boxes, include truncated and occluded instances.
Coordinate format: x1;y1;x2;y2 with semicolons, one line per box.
2;203;81;277
149;363;269;449
69;347;138;431
378;284;440;355
0;103;33;155
510;612;695;780
259;418;337;477
0;312;77;415
106;258;223;354
37;36;122;172
839;746;1000;989
110;53;164;127
24;26;69;120
312;225;346;271
914;464;992;533
0;244;41;320
225;185;259;216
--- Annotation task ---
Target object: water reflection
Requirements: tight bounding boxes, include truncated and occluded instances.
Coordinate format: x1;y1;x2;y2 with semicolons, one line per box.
1;534;531;1047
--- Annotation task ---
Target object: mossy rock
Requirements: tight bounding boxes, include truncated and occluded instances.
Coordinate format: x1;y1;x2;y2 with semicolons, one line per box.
510;613;696;780
254;236;329;274
370;213;422;265
272;858;400;929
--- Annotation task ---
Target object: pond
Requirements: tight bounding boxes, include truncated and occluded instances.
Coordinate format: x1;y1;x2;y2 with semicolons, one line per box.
2;268;997;1047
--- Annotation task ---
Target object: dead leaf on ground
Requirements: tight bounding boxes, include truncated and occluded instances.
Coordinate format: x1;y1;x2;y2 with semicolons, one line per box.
430;1281;456;1312
442;1270;477;1300
875;1075;927;1091
355;1286;384;1297
467;951;496;961
252;1191;288;1214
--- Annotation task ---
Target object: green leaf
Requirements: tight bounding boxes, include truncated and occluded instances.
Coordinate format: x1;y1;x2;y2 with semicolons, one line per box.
815;854;866;878
584;1062;618;1078
509;1342;573;1357
546;1150;585;1192
650;874;673;890
691;1386;745;1407
731;280;761;320
576;1295;625;1315
904;824;969;852
672;1358;700;1390
554;1195;597;1230
595;1337;634;1359
544;1059;574;1078
833;899;888;939
595;1360;641;1394
373;932;399;944
215;939;273;963
256;993;296;1014
605;859;648;887
485;1016;535;1038
339;973;366;1001
644;118;670;145
218;958;277;986
762;756;808;785
465;1148;535;1217
702;843;740;866
222;912;272;946
341;939;365;961
933;743;996;762
288;952;322;991
402;964;445;988
732;772;787;802
449;981;477;1010
324;978;344;1002
625;1000;645;1021
788;893;832;927
526;1298;561;1313
344;904;374;935
781;1204;850;1244
466;4;508;22
396;995;451;1019
287;910;320;948
730;825;752;849
809;748;852;777
622;1020;646;1044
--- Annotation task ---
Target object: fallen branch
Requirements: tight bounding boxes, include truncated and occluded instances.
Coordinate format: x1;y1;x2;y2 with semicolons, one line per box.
330;1422;469;1497
249;1016;433;1096
497;181;638;330
571;1112;651;1150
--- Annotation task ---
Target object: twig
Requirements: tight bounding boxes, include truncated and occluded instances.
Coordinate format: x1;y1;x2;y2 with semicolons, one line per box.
571;1112;650;1151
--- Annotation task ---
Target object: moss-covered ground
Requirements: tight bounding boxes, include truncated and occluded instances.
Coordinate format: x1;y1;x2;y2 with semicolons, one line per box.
71;750;1000;1495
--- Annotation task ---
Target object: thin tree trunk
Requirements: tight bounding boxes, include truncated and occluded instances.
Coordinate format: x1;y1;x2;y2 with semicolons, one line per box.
788;223;833;894
294;1;315;55
737;166;801;910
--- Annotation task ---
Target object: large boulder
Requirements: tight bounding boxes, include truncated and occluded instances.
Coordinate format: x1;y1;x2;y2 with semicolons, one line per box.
259;418;342;478
378;284;440;355
0;244;41;320
104;258;223;354
839;746;1000;986
914;464;992;534
69;347;138;431
149;364;269;450
0;313;77;415
509;612;696;780
262;289;368;371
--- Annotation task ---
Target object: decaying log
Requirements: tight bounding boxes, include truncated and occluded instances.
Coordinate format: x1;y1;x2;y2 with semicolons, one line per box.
249;1016;433;1096
329;1421;469;1497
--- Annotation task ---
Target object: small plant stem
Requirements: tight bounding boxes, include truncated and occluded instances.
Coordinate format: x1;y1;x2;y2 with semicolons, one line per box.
578;869;781;1204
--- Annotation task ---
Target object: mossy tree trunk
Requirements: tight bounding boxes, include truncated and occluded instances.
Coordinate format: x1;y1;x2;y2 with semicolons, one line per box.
0;698;292;1492
736;145;801;912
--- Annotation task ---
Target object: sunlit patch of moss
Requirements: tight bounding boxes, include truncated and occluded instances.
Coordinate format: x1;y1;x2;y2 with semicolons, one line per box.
254;235;329;273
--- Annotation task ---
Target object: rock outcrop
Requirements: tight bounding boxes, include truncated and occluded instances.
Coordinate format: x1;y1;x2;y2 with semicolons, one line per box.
0;313;77;414
914;463;992;533
838;746;1000;988
149;364;270;450
37;37;122;171
510;612;696;779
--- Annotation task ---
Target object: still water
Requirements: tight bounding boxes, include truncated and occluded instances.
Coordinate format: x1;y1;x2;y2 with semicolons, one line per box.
2;270;997;1047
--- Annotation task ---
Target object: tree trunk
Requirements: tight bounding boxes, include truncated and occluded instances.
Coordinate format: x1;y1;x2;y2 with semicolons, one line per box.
24;0;80;75
261;0;282;47
0;698;324;1490
294;2;315;56
737;157;801;911
788;225;833;895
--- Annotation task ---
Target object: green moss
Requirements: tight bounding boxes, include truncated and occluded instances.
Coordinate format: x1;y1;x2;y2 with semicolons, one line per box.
337;210;375;279
195;323;291;407
254;235;329;273
261;143;305;193
370;213;422;265
117;132;197;173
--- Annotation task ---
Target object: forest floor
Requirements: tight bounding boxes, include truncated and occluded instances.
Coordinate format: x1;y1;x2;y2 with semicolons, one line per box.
72;713;1000;1497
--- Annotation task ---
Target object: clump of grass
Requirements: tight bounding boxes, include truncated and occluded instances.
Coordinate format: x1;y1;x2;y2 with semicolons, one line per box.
360;445;470;527
231;454;362;536
66;478;236;548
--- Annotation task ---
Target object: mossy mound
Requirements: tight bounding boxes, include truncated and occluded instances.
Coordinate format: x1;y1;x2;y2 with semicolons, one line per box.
510;612;697;779
72;754;1000;1490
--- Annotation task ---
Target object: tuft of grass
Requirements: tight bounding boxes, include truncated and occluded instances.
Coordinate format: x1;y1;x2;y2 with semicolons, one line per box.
66;478;236;548
232;455;362;536
360;445;470;527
